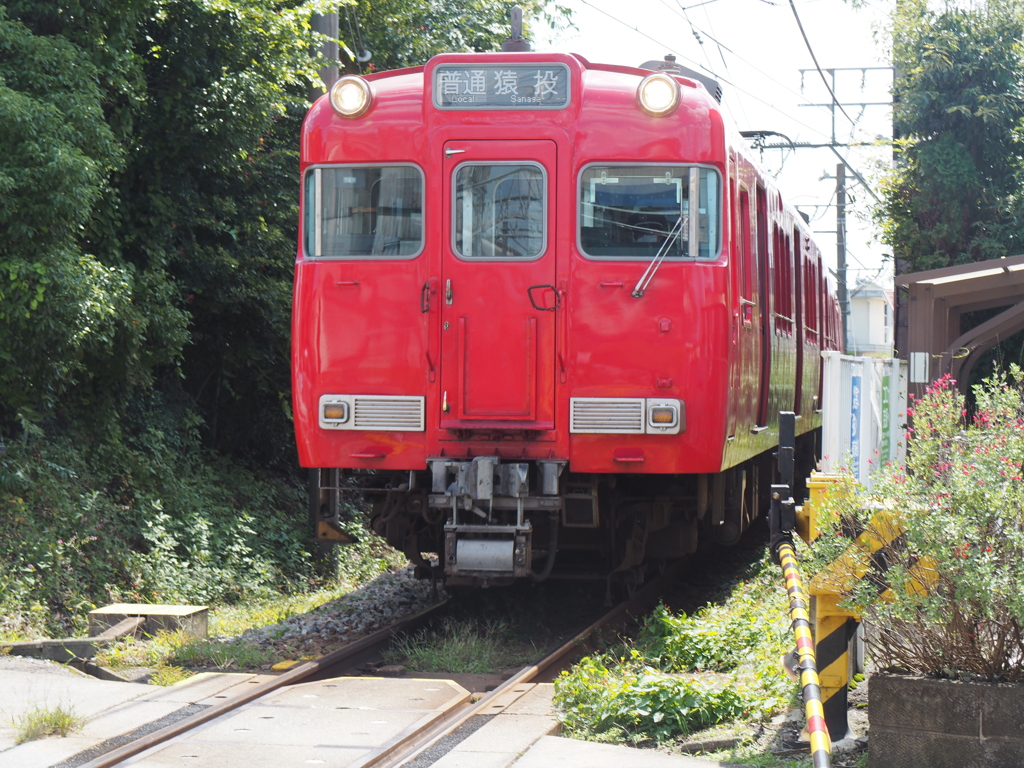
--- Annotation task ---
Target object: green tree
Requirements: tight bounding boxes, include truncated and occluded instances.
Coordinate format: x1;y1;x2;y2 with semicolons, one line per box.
0;8;162;425
878;0;1024;272
348;0;570;71
0;0;572;630
2;0;570;459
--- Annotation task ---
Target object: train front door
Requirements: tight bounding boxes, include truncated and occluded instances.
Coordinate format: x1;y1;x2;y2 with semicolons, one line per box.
439;139;557;432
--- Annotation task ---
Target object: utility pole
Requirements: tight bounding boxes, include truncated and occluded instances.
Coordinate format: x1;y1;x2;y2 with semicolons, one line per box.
310;11;339;100
743;67;890;357
892;62;909;361
836;163;849;353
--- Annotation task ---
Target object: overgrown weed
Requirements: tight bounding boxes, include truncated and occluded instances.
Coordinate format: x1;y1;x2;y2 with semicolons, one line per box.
555;550;796;745
10;703;83;743
148;664;193;686
384;617;538;674
1;426;404;646
95;630;273;671
0;434;317;637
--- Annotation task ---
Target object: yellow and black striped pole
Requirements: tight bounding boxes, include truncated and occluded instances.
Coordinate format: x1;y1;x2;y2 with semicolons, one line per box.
778;540;832;768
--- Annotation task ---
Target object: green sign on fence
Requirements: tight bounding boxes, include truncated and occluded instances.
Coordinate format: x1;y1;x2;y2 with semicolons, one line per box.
880;373;891;463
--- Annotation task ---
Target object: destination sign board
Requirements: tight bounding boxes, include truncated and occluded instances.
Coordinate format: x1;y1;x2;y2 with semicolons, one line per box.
433;63;571;110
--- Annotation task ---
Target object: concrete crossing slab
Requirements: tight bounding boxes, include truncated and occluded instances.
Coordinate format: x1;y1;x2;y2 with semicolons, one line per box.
0;662;757;768
512;735;754;767
119;677;470;768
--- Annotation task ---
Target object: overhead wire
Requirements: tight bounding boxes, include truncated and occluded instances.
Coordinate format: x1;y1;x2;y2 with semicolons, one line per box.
575;0;842;144
658;0;716;76
696;0;753;132
786;0;874;178
784;0;884;202
577;0;887;270
637;0;882;146
678;0;724;9
344;5;362;73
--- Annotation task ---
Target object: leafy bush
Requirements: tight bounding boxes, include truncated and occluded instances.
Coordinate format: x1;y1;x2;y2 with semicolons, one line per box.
640;587;791;675
554;554;796;744
556;653;748;743
808;368;1024;682
0;429;316;637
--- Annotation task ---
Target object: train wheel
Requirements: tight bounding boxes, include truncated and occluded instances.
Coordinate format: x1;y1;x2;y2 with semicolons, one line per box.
711;468;748;546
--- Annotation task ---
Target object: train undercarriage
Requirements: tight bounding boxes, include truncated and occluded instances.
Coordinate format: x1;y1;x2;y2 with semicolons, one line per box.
310;435;818;590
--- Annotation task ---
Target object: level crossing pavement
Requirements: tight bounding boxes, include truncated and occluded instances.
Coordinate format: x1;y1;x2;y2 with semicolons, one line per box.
0;657;753;768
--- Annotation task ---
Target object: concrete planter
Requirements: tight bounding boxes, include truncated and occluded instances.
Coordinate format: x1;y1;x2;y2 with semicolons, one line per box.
870;672;1024;768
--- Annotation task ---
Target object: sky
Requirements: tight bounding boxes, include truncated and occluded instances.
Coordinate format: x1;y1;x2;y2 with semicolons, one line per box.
537;0;895;289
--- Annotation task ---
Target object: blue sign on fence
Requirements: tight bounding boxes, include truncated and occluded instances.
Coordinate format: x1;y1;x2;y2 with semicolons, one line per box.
850;375;861;477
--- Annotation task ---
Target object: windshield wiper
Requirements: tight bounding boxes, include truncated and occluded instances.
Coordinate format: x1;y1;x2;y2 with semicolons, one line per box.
631;215;684;298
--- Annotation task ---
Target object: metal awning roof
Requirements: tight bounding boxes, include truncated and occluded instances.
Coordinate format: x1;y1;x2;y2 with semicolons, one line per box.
898;254;1024;394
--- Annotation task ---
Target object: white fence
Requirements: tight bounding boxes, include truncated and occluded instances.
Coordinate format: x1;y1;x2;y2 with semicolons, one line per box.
820;352;908;486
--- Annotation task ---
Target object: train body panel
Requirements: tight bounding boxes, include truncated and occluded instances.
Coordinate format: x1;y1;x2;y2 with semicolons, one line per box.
292;49;840;584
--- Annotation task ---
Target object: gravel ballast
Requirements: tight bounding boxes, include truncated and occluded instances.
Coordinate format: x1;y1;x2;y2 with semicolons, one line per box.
237;566;446;659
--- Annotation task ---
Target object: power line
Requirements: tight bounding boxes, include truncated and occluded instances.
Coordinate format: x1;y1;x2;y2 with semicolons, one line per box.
747;131;883;205
635;0;884;146
697;0;751;128
787;0;858;128
575;0;845;144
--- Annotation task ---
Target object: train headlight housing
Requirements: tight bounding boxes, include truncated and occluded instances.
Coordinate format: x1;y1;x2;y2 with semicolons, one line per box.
330;75;373;118
320;396;350;428
647;399;683;434
637;73;680;117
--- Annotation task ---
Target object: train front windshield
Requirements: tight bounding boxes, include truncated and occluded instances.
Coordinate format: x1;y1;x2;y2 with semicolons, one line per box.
304;165;424;258
453;163;546;259
578;165;720;259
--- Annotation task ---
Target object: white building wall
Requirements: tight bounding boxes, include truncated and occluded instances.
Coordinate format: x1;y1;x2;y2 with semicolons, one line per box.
848;283;893;356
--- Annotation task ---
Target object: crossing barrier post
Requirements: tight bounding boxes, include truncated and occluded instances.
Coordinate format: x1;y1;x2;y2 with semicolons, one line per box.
770;412;832;768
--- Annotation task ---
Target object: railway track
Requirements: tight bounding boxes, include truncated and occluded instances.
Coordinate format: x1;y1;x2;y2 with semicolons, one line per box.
74;565;680;768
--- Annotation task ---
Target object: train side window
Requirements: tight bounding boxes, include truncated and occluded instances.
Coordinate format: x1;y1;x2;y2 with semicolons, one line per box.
304;165;424;259
738;188;753;323
578;164;721;260
772;227;794;336
804;252;819;341
453;163;546;259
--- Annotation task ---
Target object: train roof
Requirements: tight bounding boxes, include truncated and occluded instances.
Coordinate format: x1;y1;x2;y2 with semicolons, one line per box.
347;50;722;112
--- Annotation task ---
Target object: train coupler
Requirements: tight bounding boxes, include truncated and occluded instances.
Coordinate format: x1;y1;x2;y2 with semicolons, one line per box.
444;524;532;580
427;456;563;582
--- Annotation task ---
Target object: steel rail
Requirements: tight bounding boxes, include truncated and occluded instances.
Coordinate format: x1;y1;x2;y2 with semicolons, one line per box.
76;598;451;768
380;562;685;768
77;562;682;768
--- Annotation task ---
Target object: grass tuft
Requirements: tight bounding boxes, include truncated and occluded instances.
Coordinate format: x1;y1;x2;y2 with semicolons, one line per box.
95;630;273;672
148;664;193;686
11;704;83;743
383;617;537;674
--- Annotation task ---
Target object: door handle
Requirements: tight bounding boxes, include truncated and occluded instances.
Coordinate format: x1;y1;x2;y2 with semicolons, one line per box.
527;284;560;311
445;279;453;305
421;278;437;312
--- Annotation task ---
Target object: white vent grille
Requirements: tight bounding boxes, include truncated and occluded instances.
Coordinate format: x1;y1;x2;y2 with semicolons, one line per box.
353;396;424;431
319;394;424;432
570;398;645;434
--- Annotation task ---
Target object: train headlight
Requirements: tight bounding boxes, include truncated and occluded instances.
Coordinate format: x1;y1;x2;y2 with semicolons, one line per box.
637;73;680;117
320;396;350;428
646;399;683;434
330;75;373;118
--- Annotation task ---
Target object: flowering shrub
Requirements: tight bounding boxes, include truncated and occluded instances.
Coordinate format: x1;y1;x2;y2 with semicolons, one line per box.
810;368;1024;682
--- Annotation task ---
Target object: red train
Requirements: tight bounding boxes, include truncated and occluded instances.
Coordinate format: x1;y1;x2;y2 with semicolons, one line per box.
292;33;841;587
